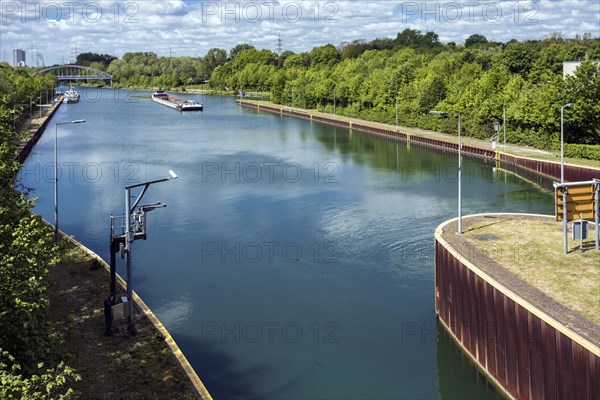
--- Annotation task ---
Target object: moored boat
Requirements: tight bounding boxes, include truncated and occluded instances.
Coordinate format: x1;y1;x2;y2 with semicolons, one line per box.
63;86;80;104
151;91;203;111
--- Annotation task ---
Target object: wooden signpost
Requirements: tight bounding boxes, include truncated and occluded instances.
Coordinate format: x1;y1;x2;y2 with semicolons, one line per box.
554;179;600;253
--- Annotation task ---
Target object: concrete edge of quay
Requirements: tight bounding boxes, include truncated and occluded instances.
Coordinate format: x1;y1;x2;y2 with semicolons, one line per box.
16;96;63;163
237;100;600;183
59;231;213;400
434;213;599;400
14;101;213;400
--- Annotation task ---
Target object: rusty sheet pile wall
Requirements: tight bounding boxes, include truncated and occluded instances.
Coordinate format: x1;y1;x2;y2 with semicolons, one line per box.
238;101;600;183
435;239;599;400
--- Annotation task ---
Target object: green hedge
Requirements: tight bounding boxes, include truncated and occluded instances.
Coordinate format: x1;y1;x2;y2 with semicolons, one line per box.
563;144;600;161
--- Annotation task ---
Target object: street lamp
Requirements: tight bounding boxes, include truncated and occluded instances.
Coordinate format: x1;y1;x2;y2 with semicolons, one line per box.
54;119;85;243
503;102;506;151
333;89;336;116
560;103;573;183
491;101;506;151
430;110;463;234
123;170;177;331
396;96;399;132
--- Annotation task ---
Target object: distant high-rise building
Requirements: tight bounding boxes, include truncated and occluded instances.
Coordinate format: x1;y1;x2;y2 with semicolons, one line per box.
13;49;26;67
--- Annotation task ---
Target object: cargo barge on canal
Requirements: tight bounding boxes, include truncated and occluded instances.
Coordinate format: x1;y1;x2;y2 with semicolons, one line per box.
151;91;203;111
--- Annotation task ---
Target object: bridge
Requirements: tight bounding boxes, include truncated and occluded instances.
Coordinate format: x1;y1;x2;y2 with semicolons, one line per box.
34;65;112;85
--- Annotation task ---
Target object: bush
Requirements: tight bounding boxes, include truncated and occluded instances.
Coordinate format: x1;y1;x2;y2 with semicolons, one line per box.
563;143;600;161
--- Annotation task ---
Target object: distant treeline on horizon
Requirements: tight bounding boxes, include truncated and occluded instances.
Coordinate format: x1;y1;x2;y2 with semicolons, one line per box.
6;29;600;157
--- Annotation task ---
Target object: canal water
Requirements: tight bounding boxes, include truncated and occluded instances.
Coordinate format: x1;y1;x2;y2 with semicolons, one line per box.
19;88;555;399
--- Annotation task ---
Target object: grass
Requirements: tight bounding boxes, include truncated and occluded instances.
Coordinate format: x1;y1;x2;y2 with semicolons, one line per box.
46;239;200;399
463;218;600;326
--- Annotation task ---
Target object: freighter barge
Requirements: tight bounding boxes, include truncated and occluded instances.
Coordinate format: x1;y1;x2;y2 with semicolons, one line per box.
151;90;203;111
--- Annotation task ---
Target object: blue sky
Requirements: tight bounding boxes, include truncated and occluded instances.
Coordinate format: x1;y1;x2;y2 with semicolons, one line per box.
1;0;598;66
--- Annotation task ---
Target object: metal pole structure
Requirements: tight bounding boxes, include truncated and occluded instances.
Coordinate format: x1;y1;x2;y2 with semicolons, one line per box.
580;213;584;251
109;241;117;295
125;186;133;331
458;113;462;235
334;90;336;116
54;120;85;243
395;97;398;131
109;215;117;297
503;102;506;151
561;103;573;184
123;171;177;332
595;180;600;250
563;186;568;254
54;125;58;243
561;106;564;183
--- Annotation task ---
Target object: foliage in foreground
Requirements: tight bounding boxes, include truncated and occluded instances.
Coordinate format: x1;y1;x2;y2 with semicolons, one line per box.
0;349;80;400
0;67;76;397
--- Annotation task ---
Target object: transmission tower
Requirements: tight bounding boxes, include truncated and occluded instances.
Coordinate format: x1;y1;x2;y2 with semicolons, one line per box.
276;34;283;55
37;53;45;67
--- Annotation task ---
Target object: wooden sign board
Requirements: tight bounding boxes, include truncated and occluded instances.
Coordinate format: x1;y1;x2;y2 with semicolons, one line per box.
556;184;596;221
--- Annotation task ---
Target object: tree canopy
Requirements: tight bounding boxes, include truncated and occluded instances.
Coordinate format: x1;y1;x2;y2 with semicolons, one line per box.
104;32;600;153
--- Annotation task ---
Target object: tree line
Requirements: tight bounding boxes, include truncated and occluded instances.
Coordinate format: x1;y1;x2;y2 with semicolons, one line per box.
100;30;600;158
0;63;79;398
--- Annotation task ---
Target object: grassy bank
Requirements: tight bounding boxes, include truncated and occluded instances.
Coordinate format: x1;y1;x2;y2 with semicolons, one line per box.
463;217;599;326
47;240;200;399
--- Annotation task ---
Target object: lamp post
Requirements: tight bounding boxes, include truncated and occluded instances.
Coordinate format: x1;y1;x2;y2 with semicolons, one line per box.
430;110;462;234
395;96;399;132
502;102;506;151
491;101;506;151
560;103;573;184
334;89;336;116
123;170;177;331
54;119;85;243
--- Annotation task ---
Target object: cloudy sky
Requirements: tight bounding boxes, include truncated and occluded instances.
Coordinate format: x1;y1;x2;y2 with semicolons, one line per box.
1;0;599;66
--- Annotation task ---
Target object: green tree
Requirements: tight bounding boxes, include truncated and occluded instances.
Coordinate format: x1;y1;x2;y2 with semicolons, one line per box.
394;29;440;49
465;34;488;47
418;75;446;113
229;44;255;60
309;44;341;67
201;48;227;80
502;42;538;76
564;60;600;144
0;350;80;399
0;66;77;397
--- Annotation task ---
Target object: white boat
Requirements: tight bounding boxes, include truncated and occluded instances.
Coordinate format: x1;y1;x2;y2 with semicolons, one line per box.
151;90;203;111
63;86;80;104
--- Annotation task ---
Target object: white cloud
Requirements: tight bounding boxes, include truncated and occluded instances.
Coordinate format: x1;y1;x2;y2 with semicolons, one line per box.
1;0;598;65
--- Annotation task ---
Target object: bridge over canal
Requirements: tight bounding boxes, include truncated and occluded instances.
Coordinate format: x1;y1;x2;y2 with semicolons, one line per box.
34;64;112;85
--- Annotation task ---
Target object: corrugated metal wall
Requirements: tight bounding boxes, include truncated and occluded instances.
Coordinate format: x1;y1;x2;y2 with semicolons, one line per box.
435;241;599;399
499;153;599;183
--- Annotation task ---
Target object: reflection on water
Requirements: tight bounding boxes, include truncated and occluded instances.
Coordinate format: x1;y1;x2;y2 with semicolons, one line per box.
437;325;502;399
18;88;554;399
